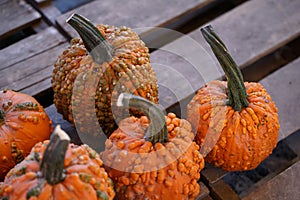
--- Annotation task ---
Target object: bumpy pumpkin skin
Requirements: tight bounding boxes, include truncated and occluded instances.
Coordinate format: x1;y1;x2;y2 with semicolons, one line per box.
0;140;115;200
101;113;205;200
0;90;53;180
52;25;158;136
187;81;280;171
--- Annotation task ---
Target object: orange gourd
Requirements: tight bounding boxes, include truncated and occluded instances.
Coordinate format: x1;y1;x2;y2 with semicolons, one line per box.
0;89;52;180
0;126;115;200
52;14;158;137
187;26;280;171
101;93;205;199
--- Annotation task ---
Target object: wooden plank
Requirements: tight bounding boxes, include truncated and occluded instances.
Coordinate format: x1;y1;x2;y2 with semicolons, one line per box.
0;0;41;39
243;160;300;200
196;182;210;199
27;0;62;26
203;0;300;69
56;0;215;38
201;196;214;200
0;27;66;71
45;104;81;145
6;65;53;92
259;57;300;141
150;0;300;109
200;164;228;185
0;43;68;92
21;77;52;97
210;179;240;200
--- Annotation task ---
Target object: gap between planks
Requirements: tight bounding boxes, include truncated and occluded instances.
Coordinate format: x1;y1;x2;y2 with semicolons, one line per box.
0;0;41;39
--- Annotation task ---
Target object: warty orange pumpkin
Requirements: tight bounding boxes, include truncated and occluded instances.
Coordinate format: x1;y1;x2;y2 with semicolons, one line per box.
101;93;205;200
52;14;158;137
0;125;115;200
187;26;280;171
0;89;52;180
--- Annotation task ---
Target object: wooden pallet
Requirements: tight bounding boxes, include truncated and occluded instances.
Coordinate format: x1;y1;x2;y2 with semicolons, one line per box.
0;0;41;39
1;0;300;199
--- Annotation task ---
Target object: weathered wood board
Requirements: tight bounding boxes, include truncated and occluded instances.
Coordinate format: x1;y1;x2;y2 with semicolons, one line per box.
0;27;65;71
243;160;300;200
56;0;215;38
0;0;41;39
150;0;300;108
260;57;300;141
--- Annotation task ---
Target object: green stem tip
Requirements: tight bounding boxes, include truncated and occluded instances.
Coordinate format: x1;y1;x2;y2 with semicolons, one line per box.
66;13;113;64
201;25;249;111
117;93;168;144
40;125;70;185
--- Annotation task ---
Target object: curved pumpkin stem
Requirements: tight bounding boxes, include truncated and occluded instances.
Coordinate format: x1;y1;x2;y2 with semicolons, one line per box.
67;13;113;64
201;25;249;111
117;93;168;144
40;125;70;185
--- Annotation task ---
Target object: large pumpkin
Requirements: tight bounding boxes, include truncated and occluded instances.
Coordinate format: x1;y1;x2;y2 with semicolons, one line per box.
187;26;280;171
101;93;205;200
52;14;158;137
0;126;115;200
0;89;52;180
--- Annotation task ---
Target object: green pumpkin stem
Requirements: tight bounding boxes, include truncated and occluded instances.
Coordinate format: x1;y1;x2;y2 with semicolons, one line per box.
40;125;70;185
0;110;5;126
66;13;113;64
201;25;249;111
117;93;168;144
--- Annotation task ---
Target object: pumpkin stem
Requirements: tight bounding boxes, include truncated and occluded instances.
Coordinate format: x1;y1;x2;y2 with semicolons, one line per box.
66;13;113;64
40;125;70;185
0;109;5;126
117;93;168;144
201;25;249;111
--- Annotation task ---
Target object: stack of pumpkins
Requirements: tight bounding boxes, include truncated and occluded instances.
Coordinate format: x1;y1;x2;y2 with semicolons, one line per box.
0;13;279;200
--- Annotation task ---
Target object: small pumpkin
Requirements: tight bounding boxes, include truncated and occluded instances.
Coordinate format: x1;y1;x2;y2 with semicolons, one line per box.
101;93;205;200
0;89;52;180
0;125;115;200
52;14;158;137
187;26;280;171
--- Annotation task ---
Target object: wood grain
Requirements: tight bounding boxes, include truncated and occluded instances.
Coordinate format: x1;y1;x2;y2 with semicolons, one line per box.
55;0;214;38
0;0;41;39
6;65;53;92
260;57;300;141
0;43;67;92
243;160;300;200
151;0;300;108
0;27;66;71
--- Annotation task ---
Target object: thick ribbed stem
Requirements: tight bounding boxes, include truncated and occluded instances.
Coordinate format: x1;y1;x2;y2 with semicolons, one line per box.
40;125;70;185
0;110;5;126
117;93;168;144
201;25;249;111
66;13;113;64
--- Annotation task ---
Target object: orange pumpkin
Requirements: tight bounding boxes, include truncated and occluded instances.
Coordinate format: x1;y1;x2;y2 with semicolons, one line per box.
52;14;158;137
187;26;280;171
0;126;115;200
101;93;205;200
0;89;52;180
